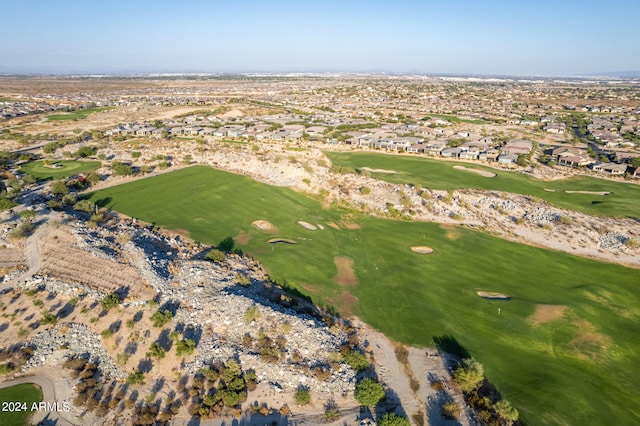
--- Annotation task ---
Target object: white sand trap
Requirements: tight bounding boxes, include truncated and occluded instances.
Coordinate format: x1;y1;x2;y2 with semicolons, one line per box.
252;220;274;231
565;190;611;195
411;246;434;254
544;188;556;192
453;165;496;177
477;291;511;300
298;220;317;231
317;224;324;230
361;167;397;174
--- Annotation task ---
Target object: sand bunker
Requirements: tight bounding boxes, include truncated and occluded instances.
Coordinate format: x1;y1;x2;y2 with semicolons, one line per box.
477;291;511;300
453;165;496;177
317;224;324;230
342;222;361;230
267;238;297;244
297;221;317;231
410;246;434;254
252;220;275;232
361;167;397;174
544;188;556;192
530;304;567;325
565;190;611;195
333;256;358;286
327;222;340;230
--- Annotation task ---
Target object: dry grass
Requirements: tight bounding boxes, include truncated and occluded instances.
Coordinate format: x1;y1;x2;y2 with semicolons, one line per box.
439;223;460;240
0;248;25;269
529;304;567;325
567;318;611;362
235;232;252;245
333;256;358;286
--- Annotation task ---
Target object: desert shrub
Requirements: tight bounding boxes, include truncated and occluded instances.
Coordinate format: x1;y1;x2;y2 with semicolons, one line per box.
205;249;225;262
175;338;195;356
323;407;341;422
442;402;461;419
236;274;251;286
50;180;69;195
494;399;519;425
360;186;371;195
74;199;95;213
127;369;144;385
100;293;121;311
294;386;311;405
41;312;57;325
243;306;260;324
343;350;370;371
150;309;173;327
146;342;166;359
100;328;114;338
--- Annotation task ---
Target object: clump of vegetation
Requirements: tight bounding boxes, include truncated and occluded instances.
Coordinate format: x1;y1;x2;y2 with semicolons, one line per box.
243;306;260;324
355;378;385;407
343;350;370;371
100;293;121;311
453;358;484;393
441;402;461;419
146;342;166;359
150;309;173;327
294;386;311;405
127;369;145;385
205;249;226;262
378;412;411;426
41;312;57;325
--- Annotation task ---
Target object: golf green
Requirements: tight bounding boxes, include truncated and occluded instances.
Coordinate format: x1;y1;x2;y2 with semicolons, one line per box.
0;383;43;426
87;166;640;425
19;160;101;180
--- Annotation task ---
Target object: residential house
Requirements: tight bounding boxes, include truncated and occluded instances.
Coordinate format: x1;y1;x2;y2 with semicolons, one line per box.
591;162;628;175
498;153;519;164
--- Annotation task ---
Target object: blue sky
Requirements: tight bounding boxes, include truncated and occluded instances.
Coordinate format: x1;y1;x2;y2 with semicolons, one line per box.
2;0;639;75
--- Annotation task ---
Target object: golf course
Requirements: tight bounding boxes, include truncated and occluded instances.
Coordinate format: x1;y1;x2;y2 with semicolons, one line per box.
87;165;640;425
19;160;101;180
0;383;43;426
326;151;640;220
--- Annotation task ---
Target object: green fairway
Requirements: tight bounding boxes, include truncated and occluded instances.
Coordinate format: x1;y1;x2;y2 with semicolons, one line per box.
19;160;101;180
87;166;640;425
0;383;43;426
46;107;112;121
326;151;640;219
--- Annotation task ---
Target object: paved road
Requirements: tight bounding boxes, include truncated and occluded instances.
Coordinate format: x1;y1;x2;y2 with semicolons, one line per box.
0;375;77;425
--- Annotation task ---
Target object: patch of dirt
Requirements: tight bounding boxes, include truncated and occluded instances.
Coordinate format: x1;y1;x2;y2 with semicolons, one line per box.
410;246;434;254
299;282;320;295
252;220;276;233
565;190;611;195
325;291;359;316
235;233;252;245
38;228;154;299
544;188;557;192
530;304;567;325
477;291;511;300
439;223;460;240
297;220;317;231
172;229;191;238
567;318;611;362
333;256;358;286
341;222;361;230
0;247;25;268
361;166;397;174
326;222;340;230
452;165;496;177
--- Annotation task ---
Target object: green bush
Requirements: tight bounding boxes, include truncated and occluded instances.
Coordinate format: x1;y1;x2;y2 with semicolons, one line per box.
453;358;484;393
74;199;95;213
494;399;519;425
441;402;461;419
343;350;370;371
127;369;145;385
355;378;385;407
175;338;195;356
294;387;311;405
150;309;173;327
205;249;226;262
378;412;411;426
41;312;57;325
100;293;121;311
146;342;166;359
50;180;69;195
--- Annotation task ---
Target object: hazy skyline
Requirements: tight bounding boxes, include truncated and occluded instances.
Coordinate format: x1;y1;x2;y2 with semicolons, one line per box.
2;0;639;76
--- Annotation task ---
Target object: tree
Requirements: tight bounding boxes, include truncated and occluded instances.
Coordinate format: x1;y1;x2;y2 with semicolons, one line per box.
355;378;385;407
378;412;411;426
516;154;528;167
453;358;484;393
150;309;173;327
100;293;121;311
494;400;519;425
146;342;166;359
175;338;195;356
74;199;95;213
631;157;640;168
217;236;235;253
75;146;97;158
127;369;145;385
50;181;69;196
112;162;133;176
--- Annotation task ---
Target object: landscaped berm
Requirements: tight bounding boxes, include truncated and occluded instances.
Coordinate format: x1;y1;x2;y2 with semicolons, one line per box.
20;160;101;180
87;165;640;426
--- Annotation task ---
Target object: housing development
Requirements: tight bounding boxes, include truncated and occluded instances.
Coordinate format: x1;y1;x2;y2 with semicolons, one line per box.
0;74;639;426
